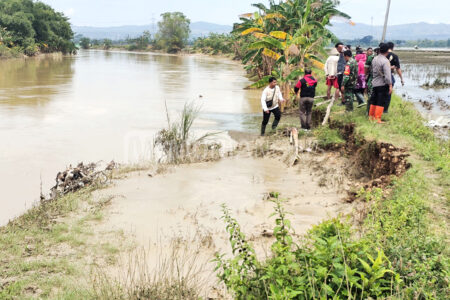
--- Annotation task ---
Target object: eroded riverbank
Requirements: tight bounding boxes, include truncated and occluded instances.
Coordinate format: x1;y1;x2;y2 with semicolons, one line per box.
1;112;417;298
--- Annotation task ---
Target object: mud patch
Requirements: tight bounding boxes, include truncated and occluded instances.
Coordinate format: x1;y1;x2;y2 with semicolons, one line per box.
92;147;360;296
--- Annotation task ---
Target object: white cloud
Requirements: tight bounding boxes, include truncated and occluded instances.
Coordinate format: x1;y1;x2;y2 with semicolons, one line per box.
64;8;75;17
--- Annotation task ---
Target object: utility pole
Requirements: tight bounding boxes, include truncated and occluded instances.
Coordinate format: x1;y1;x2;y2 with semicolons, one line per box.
381;0;391;42
151;14;156;34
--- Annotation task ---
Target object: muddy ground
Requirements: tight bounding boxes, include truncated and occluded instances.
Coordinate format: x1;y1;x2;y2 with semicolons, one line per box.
88;123;411;297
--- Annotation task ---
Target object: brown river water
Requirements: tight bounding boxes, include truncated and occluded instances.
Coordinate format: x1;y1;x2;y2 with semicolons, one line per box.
0;50;260;225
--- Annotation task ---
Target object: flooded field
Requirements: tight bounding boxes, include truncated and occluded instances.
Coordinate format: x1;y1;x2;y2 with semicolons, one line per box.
395;50;450;128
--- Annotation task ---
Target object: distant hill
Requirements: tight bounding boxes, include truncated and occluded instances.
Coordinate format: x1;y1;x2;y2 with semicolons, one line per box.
72;22;233;40
328;22;450;41
73;21;450;41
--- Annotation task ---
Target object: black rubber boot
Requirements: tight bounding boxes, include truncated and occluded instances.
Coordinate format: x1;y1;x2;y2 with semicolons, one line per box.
272;120;280;132
261;124;266;136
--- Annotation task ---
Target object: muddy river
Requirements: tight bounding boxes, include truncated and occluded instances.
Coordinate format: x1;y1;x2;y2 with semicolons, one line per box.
0;50;260;225
1;49;449;225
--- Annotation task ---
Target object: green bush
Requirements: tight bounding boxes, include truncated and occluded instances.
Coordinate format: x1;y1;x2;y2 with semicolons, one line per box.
215;195;401;299
23;42;38;56
0;43;22;58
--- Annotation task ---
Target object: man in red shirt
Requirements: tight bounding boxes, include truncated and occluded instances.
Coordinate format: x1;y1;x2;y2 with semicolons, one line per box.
294;69;318;130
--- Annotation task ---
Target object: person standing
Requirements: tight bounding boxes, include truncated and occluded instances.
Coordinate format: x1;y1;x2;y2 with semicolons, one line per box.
260;77;285;136
341;50;358;112
355;51;367;106
294;68;318;130
365;47;378;114
335;42;346;104
385;42;404;113
324;48;340;101
368;43;392;123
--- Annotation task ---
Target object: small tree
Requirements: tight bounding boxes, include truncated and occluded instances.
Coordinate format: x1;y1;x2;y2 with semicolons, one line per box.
80;37;90;49
155;12;190;53
136;30;151;50
103;39;112;50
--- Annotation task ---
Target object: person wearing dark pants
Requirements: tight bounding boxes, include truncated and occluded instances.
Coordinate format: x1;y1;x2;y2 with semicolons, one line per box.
385;42;404;113
341;50;358;112
371;85;390;120
335;42;346;105
261;106;281;135
365;47;378;115
260;77;285;136
368;43;392;123
294;68;317;130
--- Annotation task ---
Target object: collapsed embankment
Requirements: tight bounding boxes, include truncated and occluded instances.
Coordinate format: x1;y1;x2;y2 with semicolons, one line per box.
0;115;414;299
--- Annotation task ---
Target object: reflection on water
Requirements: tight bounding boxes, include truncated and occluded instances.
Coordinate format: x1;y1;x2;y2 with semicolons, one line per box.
0;50;260;225
0;55;75;107
395;51;450;124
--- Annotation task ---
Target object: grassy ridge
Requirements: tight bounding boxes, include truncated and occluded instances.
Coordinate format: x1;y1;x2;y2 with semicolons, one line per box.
339;95;449;298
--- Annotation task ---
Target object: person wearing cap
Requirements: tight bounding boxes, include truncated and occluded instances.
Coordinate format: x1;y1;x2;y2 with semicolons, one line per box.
324;48;340;101
368;43;392;123
294;68;318;130
260;77;285;136
341;50;358;112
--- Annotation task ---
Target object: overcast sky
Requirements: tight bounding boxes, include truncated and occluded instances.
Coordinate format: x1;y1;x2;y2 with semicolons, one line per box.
41;0;449;27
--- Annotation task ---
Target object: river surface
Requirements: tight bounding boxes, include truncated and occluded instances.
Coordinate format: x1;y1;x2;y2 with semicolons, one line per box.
0;50;260;225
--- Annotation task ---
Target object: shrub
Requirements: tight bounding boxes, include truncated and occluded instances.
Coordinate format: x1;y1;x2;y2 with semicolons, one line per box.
215;195;401;299
154;101;219;163
23;43;38;56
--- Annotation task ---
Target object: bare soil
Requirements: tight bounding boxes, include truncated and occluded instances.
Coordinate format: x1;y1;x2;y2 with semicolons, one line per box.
90;123;411;297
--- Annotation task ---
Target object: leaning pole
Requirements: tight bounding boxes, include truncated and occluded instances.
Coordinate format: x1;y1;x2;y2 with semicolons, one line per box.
381;0;392;42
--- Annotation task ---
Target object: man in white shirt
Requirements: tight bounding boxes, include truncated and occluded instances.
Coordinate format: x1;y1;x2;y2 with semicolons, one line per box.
260;77;285;136
324;48;340;100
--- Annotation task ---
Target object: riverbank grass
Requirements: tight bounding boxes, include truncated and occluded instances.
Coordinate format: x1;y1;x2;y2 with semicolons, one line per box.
0;186;128;299
269;93;449;298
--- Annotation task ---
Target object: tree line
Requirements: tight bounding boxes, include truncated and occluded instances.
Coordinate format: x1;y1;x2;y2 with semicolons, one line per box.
0;0;75;57
77;12;191;53
340;35;450;48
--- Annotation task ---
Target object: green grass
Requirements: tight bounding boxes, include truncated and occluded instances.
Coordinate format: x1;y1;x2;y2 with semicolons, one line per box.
330;94;449;298
314;125;345;147
0;186;127;299
269;92;449;298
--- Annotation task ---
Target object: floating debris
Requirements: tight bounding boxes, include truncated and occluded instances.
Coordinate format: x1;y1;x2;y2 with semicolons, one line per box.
418;99;433;110
46;161;117;201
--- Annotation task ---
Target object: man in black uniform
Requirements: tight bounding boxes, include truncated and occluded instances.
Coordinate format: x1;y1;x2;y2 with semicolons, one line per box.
385;42;405;113
335;42;346;104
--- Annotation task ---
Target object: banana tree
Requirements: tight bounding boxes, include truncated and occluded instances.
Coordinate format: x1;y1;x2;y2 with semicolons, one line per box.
234;0;350;107
241;3;326;106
